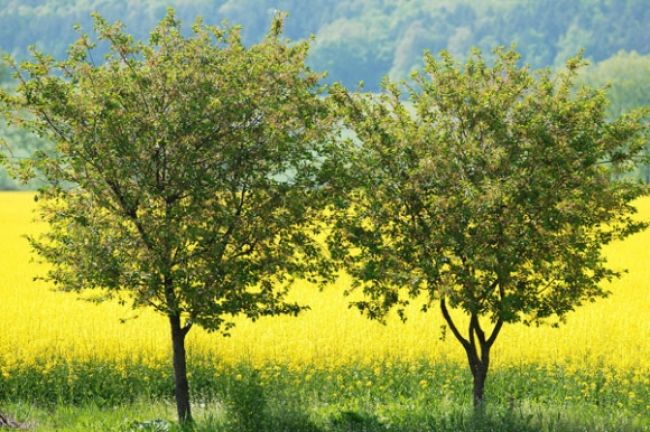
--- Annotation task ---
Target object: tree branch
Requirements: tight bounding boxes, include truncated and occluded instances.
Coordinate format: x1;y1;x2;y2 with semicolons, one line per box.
440;297;470;350
181;319;192;337
483;278;499;300
487;317;504;348
214;184;247;263
102;32;152;115
106;178;154;254
470;313;486;346
486;283;505;347
468;317;476;350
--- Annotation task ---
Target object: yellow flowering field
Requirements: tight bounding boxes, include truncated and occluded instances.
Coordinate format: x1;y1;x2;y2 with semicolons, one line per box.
1;191;649;372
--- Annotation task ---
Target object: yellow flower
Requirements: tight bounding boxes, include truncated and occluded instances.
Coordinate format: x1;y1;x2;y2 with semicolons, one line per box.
0;193;649;377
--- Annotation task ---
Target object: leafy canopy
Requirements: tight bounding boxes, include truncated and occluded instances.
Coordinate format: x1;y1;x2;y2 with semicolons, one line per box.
330;48;649;328
1;10;337;334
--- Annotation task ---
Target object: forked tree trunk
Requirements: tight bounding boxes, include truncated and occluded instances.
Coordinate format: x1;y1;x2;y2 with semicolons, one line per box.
440;297;502;412
170;314;192;424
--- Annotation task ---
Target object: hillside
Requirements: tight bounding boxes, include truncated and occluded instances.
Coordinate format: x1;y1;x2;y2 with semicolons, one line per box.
1;0;649;90
1;0;649;189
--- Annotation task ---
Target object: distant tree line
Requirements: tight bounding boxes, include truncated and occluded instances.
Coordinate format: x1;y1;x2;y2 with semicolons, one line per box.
1;0;649;90
1;0;649;188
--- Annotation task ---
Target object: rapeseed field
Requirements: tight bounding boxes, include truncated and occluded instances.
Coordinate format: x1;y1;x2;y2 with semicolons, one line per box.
1;191;649;430
1;191;648;372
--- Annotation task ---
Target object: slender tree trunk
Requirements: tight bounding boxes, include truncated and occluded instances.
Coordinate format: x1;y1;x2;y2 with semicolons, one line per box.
472;369;485;408
467;347;489;410
440;297;502;413
170;314;192;424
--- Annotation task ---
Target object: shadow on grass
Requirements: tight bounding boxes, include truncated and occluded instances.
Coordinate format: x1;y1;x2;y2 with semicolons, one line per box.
112;369;648;432
216;401;647;432
29;398;647;432
222;369;321;432
218;380;557;432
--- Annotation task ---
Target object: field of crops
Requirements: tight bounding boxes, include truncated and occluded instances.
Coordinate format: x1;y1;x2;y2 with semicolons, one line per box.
1;191;649;430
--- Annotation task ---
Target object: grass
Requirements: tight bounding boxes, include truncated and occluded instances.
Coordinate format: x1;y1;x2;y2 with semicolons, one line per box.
3;397;649;431
1;361;649;431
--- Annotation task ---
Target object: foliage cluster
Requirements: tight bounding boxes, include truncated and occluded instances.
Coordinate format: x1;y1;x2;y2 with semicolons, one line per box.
579;51;650;181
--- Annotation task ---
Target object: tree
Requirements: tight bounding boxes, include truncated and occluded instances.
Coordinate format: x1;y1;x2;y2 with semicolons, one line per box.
581;51;650;118
329;48;649;409
0;62;48;190
0;60;16;188
580;51;650;182
0;62;8;84
1;10;337;423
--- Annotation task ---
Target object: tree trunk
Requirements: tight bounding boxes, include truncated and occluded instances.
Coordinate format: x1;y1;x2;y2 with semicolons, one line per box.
440;298;502;412
170;314;192;424
468;351;489;410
